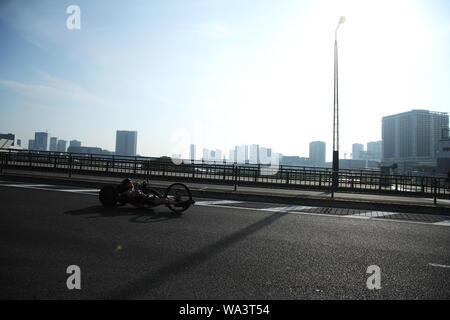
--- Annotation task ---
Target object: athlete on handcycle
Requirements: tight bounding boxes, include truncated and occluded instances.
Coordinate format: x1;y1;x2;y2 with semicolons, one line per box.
116;178;176;208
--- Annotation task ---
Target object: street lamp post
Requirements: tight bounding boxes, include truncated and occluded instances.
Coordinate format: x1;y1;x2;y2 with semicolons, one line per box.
332;16;345;198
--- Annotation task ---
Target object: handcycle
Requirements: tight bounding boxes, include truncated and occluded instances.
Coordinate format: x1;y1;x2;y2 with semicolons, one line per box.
99;180;195;213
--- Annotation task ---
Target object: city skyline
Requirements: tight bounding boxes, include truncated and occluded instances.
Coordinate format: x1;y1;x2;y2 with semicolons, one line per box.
1;0;449;161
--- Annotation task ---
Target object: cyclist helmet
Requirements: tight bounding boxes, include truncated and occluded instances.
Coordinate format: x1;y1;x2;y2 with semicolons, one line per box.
118;178;133;192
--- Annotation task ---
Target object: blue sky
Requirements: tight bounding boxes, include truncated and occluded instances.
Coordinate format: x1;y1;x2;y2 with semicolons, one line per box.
1;0;449;160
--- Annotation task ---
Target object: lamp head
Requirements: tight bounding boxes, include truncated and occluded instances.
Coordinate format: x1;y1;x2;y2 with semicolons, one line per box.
339;16;346;24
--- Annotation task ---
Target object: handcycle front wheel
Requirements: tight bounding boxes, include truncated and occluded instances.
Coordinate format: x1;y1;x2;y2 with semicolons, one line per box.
163;183;194;213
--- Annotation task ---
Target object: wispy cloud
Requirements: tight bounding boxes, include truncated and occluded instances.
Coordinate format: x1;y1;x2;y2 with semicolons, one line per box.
0;71;105;106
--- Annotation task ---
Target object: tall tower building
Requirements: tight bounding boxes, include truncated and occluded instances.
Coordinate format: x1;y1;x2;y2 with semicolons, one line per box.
115;130;137;156
249;144;260;164
202;148;210;161
189;144;196;161
34;132;48;151
382;110;449;161
235;145;248;163
309;141;326;165
69;140;81;148
366;141;382;160
49;137;58;151
57;140;67;152
352;143;364;160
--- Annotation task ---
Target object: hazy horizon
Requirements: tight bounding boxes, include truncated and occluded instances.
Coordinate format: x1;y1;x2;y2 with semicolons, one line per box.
1;0;449;161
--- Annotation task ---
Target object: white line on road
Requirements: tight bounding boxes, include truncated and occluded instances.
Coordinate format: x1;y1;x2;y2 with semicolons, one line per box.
196;200;244;205
259;205;315;212
433;220;450;226
428;263;450;269
343;211;399;219
0;183;99;195
61;189;100;193
2;183;54;188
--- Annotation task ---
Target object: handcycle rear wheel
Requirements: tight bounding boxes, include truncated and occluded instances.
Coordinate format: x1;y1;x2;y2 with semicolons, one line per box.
99;185;118;208
163;183;193;213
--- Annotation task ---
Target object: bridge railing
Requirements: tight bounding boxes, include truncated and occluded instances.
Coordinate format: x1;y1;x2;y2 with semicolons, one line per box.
1;148;449;199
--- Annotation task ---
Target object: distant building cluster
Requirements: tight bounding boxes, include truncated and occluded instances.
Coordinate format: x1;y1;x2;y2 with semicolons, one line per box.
4;130;138;157
191;144;281;165
2;108;449;176
351;141;382;161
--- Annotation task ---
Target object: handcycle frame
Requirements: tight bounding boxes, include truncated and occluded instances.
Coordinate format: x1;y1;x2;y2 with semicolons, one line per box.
99;181;195;213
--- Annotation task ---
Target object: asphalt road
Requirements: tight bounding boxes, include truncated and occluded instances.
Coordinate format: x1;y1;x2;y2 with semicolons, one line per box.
0;184;449;299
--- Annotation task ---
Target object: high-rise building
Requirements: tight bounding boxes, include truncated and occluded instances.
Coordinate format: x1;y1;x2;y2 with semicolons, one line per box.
259;147;270;164
382;109;449;161
214;149;222;162
437;128;450;176
202;148;210;161
249;144;259;164
352;143;364;160
57;140;67;152
309;141;326;165
229;149;236;162
49;137;58;151
69;140;81;148
115;130;137;156
28;139;35;150
16;139;21;147
34;132;48;151
235;145;248;163
366;141;382;160
189;144;196;161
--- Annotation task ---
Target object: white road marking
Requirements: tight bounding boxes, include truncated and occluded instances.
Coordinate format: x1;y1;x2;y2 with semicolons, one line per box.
343;214;371;219
433;220;450;226
259;205;315;212
428;263;450;269
0;183;98;195
196;200;244;205
61;189;100;193
343;211;399;219
3;183;54;188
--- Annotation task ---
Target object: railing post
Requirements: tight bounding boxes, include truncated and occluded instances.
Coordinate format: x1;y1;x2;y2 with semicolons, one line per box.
68;154;72;178
134;156;137;174
5;151;9;171
433;177;437;205
234;164;237;191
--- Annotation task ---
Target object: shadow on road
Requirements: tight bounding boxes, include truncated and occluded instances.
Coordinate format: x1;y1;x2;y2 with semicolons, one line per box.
64;205;182;223
102;210;286;299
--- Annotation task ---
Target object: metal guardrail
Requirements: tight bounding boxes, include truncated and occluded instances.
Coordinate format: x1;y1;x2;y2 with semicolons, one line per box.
1;148;449;200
